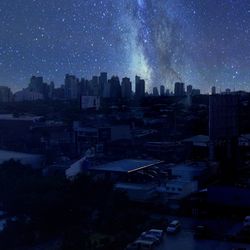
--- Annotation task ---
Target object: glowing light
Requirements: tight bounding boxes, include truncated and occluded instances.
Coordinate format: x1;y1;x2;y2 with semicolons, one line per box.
137;0;144;8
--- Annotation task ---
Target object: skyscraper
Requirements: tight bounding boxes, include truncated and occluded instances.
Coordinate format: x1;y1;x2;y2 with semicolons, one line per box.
153;87;159;96
28;76;50;99
99;72;108;97
135;76;145;98
91;76;99;96
209;94;239;182
121;77;132;99
29;76;44;93
186;85;193;95
109;76;121;99
64;74;79;99
211;86;216;95
160;85;165;96
48;81;55;99
174;82;185;96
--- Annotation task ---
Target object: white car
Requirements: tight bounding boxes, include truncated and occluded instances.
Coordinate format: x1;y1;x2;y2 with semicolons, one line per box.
142;229;164;240
138;234;160;245
243;216;250;227
166;220;181;234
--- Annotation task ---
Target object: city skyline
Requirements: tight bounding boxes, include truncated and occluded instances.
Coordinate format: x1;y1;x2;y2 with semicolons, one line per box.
0;71;241;97
1;1;250;92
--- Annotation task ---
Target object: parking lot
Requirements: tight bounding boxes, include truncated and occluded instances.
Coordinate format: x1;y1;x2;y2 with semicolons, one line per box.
141;215;250;250
156;230;250;250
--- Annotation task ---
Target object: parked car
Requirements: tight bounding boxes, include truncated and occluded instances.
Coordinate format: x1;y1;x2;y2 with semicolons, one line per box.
147;229;164;240
166;220;181;234
128;239;156;250
243;216;250;228
138;234;160;245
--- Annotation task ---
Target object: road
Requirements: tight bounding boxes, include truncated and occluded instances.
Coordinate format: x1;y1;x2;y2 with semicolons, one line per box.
148;215;250;250
156;230;250;250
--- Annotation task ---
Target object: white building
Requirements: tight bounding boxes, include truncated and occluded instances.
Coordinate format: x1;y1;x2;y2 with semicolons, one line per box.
165;180;198;199
115;182;158;202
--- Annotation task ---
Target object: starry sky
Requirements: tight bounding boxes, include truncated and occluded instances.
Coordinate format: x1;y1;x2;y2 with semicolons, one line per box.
0;0;250;93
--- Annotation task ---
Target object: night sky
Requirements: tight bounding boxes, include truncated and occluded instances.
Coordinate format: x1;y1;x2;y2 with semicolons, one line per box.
1;0;250;92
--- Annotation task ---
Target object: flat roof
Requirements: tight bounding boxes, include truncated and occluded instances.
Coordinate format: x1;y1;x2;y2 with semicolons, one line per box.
0;114;42;121
115;182;156;190
182;135;209;143
0;150;42;160
170;162;207;171
90;159;162;173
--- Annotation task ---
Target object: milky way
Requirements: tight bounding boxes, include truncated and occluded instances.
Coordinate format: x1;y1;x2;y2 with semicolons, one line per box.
126;0;184;91
0;0;250;92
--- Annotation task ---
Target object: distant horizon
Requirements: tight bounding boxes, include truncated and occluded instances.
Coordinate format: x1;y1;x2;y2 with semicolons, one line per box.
0;72;247;96
1;1;250;93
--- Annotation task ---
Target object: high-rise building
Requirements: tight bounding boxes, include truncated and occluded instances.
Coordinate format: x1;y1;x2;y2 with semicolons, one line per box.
153;87;159;96
29;76;44;93
192;89;201;96
48;81;55;99
209;94;239;182
29;76;49;98
211;86;216;95
64;74;79;99
160;85;165;96
0;86;12;102
109;76;121;99
99;72;108;97
174;82;185;96
79;78;88;96
91;76;99;96
121;77;132;99
186;85;193;95
135;76;145;98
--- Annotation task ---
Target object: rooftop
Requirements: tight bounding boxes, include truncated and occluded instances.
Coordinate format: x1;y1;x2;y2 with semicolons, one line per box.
90;159;162;173
115;182;156;190
0;150;42;160
0;114;42;121
182;135;209;146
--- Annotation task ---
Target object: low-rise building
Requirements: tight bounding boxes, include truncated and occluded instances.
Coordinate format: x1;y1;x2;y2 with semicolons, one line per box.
0;150;44;168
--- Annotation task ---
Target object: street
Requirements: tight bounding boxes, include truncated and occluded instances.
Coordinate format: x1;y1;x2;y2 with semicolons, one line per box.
157;230;250;250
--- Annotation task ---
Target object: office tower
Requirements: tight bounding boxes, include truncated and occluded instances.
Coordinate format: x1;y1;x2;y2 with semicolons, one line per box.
0;86;12;102
135;75;145;98
64;74;79;99
160;85;165;96
211;86;216;95
192;89;201;96
225;88;231;94
91;76;99;96
99;72;108;97
121;77;132;99
109;76;121;99
174;82;185;96
153;87;159;96
29;76;49;98
209;94;239;182
186;85;193;95
29;76;44;93
48;81;55;99
79;78;88;96
165;89;170;96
